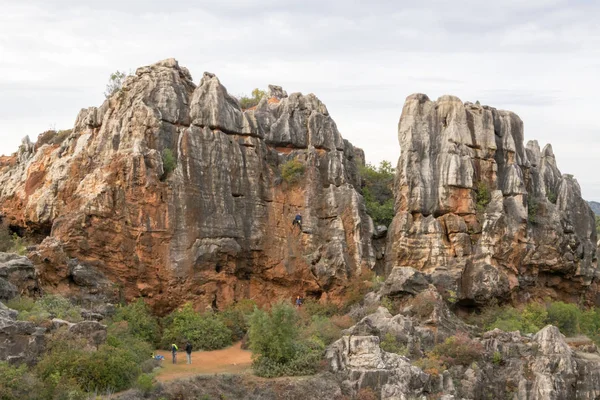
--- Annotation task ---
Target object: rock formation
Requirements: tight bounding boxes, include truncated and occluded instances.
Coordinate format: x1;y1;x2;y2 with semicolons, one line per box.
0;59;374;313
386;94;598;306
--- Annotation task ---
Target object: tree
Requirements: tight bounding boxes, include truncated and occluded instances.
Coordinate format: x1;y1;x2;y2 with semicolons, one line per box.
104;70;128;98
359;161;395;227
239;88;266;109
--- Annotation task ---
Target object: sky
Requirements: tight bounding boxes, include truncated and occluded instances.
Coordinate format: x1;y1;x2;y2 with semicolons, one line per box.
1;0;599;199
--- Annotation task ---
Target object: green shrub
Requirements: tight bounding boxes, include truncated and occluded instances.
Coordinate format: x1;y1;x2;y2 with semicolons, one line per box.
249;302;324;377
492;351;503;365
238;88;266;110
5;296;35;313
135;373;155;396
17;294;82;323
0;362;43;400
218;299;257;341
413;354;445;376
37;338;141;393
547;301;581;336
162;148;176;175
162;303;232;350
475;181;491;213
105;70;128;98
596;216;600;235
280;159;305;184
0;226;28;255
113;299;160;345
106;321;154;364
486;303;547;334
528;196;538;223
303;315;342;345
430;332;483;367
301;298;339;318
359;161;395;226
547;189;557;204
380;332;407;355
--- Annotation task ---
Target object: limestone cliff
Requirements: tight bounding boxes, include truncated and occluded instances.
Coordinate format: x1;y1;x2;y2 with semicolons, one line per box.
0;59;375;313
386;94;598;306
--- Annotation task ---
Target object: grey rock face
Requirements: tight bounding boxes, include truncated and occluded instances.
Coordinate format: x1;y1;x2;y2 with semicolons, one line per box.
381;267;430;296
387;95;598;305
0;301;45;365
0;253;38;298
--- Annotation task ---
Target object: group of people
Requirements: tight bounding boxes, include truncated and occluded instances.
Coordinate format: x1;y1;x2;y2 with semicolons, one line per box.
153;342;193;364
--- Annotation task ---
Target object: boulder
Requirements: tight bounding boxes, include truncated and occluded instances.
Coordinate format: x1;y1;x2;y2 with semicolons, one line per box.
381;267;430;297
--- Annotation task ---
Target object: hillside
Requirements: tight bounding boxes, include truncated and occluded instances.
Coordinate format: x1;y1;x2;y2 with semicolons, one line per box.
589;201;600;215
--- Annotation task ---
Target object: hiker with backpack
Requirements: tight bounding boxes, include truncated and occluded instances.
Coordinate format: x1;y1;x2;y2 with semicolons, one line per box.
171;343;178;364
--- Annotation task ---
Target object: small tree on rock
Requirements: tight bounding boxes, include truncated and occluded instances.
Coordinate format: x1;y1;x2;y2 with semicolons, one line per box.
104;71;128;98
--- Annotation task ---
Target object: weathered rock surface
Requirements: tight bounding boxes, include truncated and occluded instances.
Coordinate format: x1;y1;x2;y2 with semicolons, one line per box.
328;304;600;399
0;252;38;298
386;94;598;306
0;301;45;365
0;59;374;313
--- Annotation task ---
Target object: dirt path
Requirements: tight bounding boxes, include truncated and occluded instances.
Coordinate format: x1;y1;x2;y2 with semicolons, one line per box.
154;342;253;382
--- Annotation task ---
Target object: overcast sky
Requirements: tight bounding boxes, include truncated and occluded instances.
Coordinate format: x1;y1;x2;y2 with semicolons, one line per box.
1;0;599;199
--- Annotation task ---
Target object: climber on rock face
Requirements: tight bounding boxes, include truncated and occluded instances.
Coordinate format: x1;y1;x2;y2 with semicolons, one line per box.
292;213;302;230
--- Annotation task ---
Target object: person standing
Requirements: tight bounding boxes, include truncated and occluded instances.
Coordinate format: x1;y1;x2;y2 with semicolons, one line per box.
171;343;178;364
185;342;193;364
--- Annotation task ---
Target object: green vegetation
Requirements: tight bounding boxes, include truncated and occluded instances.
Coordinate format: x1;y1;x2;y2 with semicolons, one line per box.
468;300;600;345
36;129;72;148
113;299;160;345
379;332;407;355
595;216;600;234
104;70;128;98
162;303;233;350
528;196;539;223
249;302;324;377
238;88;266;109
475;181;491;213
280;159;305;184
218;299;257;341
0;225;28;255
547;189;557;204
359;161;395;226
430;332;483;367
162;148;176;176
10;294;82;323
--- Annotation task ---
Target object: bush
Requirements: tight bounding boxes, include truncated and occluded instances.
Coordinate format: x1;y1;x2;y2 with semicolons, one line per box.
0;226;28;255
105;70;128;98
528;196;539;223
218;299;257;341
280;159;305;185
301;298;339;318
135;373;155;396
0;362;44;400
486;303;547;334
249;302;324;377
359;161;395;227
413;354;446;376
596;216;600;235
162;303;232;350
475;181;491;213
106;321;154;364
162;148;176;176
36;129;72;148
380;332;407;355
303;315;342;345
547;189;557;204
17;294;82;323
37;337;141;393
113;299;160;345
430;332;483;367
238;88;266;110
547;301;581;336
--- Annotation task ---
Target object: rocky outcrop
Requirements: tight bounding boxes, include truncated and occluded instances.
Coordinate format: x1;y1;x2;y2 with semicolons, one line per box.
0;302;46;365
387;94;598;306
0;59;374;313
0;252;38;299
328;306;600;399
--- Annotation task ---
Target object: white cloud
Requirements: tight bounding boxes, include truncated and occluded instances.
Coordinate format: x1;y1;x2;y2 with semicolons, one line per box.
0;0;599;199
